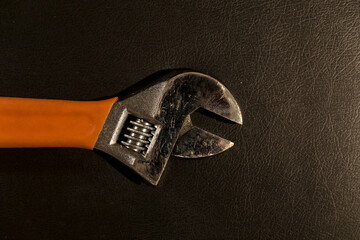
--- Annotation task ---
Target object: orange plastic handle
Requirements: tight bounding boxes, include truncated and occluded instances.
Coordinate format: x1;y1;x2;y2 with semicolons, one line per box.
0;97;118;149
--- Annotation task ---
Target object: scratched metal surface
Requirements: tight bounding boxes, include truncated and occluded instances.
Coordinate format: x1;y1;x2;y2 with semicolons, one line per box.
0;0;359;239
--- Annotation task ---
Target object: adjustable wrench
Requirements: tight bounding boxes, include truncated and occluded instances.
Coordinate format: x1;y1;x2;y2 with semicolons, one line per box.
0;71;242;185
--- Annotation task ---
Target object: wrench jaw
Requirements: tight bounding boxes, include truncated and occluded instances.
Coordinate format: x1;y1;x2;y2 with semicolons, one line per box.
94;71;242;185
171;126;234;158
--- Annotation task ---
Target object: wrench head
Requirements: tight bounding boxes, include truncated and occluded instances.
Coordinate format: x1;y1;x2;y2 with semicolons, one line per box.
95;71;242;185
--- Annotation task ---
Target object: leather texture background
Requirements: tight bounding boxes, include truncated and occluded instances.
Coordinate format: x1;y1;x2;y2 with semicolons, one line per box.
0;0;359;239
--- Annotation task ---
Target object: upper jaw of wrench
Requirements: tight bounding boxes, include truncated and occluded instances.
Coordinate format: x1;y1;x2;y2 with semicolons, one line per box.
94;71;242;185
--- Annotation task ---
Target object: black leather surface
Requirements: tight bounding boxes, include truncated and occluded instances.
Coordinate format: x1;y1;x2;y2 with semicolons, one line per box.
1;1;359;239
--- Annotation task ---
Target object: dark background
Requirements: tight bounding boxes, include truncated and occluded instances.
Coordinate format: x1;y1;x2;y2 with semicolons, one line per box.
1;0;359;239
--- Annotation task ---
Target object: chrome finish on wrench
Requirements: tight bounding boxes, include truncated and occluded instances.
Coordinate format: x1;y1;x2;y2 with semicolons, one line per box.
95;71;242;185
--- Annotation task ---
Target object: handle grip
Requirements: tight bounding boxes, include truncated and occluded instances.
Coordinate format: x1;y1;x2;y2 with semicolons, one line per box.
0;97;118;149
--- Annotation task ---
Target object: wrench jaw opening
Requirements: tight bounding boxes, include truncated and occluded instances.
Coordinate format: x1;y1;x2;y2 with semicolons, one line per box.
94;71;242;185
